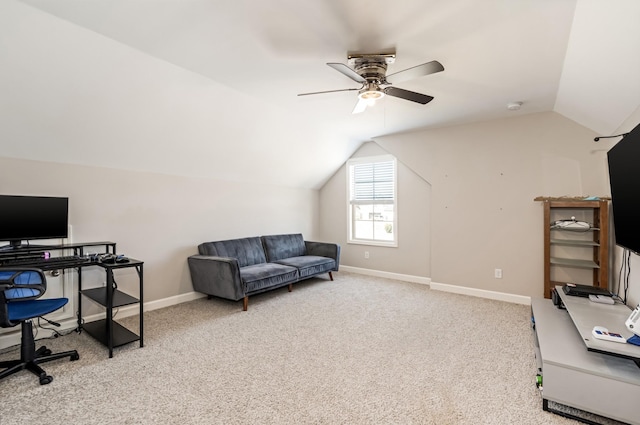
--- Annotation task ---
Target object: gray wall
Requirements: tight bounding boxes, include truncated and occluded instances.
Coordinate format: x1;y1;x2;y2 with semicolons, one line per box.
320;142;431;277
0;157;319;303
2;0;638;306
320;111;616;299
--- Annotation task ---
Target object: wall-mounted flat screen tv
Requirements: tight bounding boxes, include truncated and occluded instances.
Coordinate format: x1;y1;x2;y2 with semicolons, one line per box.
0;195;69;249
607;123;640;254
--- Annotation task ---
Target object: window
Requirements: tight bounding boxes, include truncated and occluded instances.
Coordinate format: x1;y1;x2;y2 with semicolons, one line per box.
347;155;397;246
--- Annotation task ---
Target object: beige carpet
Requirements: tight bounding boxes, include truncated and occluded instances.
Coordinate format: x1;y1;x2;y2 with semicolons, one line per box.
0;272;624;424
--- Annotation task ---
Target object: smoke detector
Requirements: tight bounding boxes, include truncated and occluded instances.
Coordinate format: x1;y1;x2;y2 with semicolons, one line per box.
507;101;523;111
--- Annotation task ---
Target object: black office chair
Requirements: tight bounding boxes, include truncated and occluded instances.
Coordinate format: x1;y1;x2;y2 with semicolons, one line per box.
0;268;79;385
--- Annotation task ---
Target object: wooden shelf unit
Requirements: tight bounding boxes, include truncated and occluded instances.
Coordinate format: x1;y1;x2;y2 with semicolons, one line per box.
535;197;610;299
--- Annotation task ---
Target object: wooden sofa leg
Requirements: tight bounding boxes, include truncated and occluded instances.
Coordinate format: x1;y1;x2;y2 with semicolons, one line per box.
288;283;293;292
243;296;248;311
329;271;334;281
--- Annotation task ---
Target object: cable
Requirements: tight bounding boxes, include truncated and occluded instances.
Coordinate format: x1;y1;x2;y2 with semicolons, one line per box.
111;279;119;319
623;249;631;304
37;317;63;338
76;311;85;327
616;255;623;299
36;317;79;339
617;249;631;304
594;132;629;142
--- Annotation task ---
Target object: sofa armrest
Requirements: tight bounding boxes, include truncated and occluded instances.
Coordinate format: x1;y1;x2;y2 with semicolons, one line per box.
304;241;341;270
187;255;245;301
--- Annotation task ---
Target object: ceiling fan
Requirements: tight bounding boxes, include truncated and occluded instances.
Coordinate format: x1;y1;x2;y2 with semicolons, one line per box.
298;50;444;114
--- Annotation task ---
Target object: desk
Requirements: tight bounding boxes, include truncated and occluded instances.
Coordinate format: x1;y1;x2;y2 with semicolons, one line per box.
0;242;143;357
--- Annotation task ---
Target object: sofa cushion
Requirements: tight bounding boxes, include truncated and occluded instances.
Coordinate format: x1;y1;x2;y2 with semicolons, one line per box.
240;263;298;294
198;237;266;267
261;234;306;262
274;256;336;279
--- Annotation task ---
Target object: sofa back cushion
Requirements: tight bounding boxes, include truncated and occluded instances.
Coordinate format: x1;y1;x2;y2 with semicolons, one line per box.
261;234;306;262
198;237;266;267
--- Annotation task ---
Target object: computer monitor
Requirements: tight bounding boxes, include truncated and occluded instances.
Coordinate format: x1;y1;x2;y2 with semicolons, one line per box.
0;195;69;250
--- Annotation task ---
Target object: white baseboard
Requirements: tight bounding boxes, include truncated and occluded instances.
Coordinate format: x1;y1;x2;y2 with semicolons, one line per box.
339;265;431;285
83;291;207;323
429;281;531;305
340;266;531;305
141;290;207;313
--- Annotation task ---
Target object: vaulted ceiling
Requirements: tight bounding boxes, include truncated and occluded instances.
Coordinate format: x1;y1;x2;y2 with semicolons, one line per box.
3;0;639;188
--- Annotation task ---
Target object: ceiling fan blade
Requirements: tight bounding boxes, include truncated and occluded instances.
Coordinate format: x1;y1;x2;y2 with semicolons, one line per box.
298;88;360;96
327;63;366;84
383;86;434;105
352;98;368;114
385;60;444;85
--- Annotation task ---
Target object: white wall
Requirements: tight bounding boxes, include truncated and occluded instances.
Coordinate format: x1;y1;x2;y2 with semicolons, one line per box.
0;157;319;303
0;0;356;190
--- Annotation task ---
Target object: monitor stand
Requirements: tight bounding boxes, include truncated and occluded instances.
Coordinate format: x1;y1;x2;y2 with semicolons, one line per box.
0;241;50;252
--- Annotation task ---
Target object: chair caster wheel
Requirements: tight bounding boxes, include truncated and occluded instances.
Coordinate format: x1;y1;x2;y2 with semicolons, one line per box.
70;353;80;361
39;375;53;385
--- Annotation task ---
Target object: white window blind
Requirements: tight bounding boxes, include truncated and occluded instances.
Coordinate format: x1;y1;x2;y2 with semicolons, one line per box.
347;155;397;246
351;161;395;203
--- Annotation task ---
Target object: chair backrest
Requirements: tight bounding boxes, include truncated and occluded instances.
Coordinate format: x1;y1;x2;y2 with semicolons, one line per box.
0;268;47;328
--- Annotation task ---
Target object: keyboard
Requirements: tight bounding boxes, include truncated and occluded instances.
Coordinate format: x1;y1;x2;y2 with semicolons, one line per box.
0;255;93;270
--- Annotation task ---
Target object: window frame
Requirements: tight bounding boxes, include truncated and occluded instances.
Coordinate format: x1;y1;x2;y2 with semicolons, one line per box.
346;154;398;247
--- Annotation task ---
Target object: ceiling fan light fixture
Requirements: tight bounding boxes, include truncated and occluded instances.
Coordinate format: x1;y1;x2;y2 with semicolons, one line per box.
358;90;385;105
301;54;444;112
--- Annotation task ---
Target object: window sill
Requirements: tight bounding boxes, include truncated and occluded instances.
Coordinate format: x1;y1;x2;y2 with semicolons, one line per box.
348;240;398;248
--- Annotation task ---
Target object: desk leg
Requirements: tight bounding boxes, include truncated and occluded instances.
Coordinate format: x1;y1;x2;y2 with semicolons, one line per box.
77;266;83;331
106;268;114;358
137;264;144;348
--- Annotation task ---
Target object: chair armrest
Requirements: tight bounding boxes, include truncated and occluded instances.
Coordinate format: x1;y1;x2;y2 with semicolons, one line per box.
187;255;245;301
305;241;341;270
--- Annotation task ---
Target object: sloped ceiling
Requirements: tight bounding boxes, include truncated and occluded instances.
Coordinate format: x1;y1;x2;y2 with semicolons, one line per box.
2;0;639;189
555;0;640;135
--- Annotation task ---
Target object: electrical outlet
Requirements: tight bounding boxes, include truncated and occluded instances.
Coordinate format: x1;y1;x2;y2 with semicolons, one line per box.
495;268;503;279
364;251;370;259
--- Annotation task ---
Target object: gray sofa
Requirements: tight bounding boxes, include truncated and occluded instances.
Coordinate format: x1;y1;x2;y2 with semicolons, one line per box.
187;233;340;310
